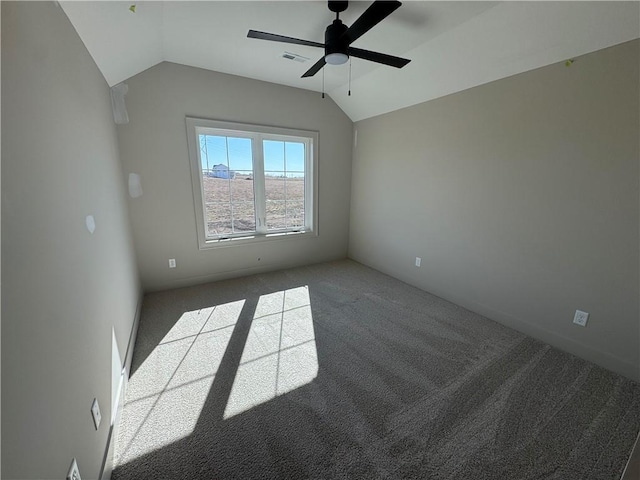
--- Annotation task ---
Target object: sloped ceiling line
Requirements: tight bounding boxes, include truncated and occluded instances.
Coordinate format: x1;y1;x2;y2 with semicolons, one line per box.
61;1;640;122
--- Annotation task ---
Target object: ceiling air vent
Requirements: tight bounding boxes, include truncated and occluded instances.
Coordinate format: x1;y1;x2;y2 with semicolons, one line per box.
282;51;309;63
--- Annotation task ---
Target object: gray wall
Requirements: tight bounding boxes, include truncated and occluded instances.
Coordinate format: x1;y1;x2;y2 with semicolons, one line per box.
349;40;640;381
117;62;353;292
2;2;141;478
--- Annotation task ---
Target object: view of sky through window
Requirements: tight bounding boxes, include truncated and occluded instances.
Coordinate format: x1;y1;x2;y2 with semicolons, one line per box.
200;135;304;177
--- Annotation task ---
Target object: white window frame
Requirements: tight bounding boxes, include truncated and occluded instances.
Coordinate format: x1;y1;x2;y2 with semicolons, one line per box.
186;117;319;250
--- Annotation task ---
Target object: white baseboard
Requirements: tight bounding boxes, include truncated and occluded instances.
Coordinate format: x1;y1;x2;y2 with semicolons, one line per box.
99;293;143;480
100;369;127;480
122;294;143;378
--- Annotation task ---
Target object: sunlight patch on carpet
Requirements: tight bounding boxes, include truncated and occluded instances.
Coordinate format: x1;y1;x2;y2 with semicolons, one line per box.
116;300;244;461
224;286;318;419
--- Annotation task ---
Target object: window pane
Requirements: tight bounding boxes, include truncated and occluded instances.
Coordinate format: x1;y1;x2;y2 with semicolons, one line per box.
227;137;253;172
285;140;304;212
230;172;254;204
265;175;285;230
285;142;305;172
265;174;285;201
201;135;256;238
203;176;230;201
264;174;306;230
232;201;256;233
266;200;287;230
264;140;306;231
264;140;284;172
287;200;304;228
200;135;229;177
285;142;305;229
206;203;232;237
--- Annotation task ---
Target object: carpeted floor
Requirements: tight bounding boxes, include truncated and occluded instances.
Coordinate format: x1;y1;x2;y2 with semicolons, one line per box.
112;260;640;479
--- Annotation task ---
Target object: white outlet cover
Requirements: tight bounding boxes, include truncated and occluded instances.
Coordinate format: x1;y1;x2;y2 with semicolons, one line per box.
67;458;82;480
91;398;101;430
573;310;589;327
169;258;176;268
415;257;422;267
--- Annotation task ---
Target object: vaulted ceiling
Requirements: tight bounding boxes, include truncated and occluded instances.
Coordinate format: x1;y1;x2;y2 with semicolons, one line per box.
61;1;639;121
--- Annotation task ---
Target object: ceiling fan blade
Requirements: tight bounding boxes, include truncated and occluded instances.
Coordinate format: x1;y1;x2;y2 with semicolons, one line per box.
301;56;327;78
342;1;402;45
247;30;325;49
348;46;410;68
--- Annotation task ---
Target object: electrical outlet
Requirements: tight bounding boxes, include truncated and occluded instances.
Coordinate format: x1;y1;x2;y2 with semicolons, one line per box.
67;458;81;480
91;398;101;430
573;310;589;327
415;257;421;267
169;258;176;268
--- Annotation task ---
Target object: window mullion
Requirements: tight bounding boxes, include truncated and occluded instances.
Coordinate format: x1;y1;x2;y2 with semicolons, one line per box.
253;134;267;234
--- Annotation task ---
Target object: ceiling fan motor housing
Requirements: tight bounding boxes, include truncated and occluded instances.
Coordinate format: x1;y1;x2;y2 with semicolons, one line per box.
325;19;349;57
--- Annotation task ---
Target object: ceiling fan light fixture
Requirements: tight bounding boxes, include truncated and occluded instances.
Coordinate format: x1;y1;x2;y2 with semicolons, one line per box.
325;52;349;65
247;1;410;78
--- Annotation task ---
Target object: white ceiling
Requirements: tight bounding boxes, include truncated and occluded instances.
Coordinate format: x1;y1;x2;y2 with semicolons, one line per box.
61;1;640;122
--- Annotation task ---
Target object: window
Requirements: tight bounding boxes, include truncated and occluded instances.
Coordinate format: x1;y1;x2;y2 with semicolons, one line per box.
186;118;318;249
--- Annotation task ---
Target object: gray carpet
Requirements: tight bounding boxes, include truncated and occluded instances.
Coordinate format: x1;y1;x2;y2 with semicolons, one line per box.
112;260;640;479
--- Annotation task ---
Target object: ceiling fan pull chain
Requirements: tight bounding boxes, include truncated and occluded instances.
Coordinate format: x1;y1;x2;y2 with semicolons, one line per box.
348;58;352;96
322;68;325;99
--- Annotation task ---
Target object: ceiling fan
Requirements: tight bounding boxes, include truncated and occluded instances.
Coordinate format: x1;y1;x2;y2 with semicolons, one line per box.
247;0;411;78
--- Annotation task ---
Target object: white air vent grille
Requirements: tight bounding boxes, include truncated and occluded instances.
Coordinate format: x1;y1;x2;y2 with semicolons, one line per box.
282;51;309;63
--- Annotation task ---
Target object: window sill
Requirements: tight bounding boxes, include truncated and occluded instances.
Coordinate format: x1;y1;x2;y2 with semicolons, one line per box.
198;229;316;250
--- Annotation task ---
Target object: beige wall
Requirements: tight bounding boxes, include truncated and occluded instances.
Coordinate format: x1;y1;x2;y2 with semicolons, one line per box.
117;62;353;292
349;40;640;381
2;2;141;478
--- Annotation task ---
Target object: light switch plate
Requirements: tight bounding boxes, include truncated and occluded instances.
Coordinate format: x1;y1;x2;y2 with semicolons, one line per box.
91;398;101;430
67;458;81;480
